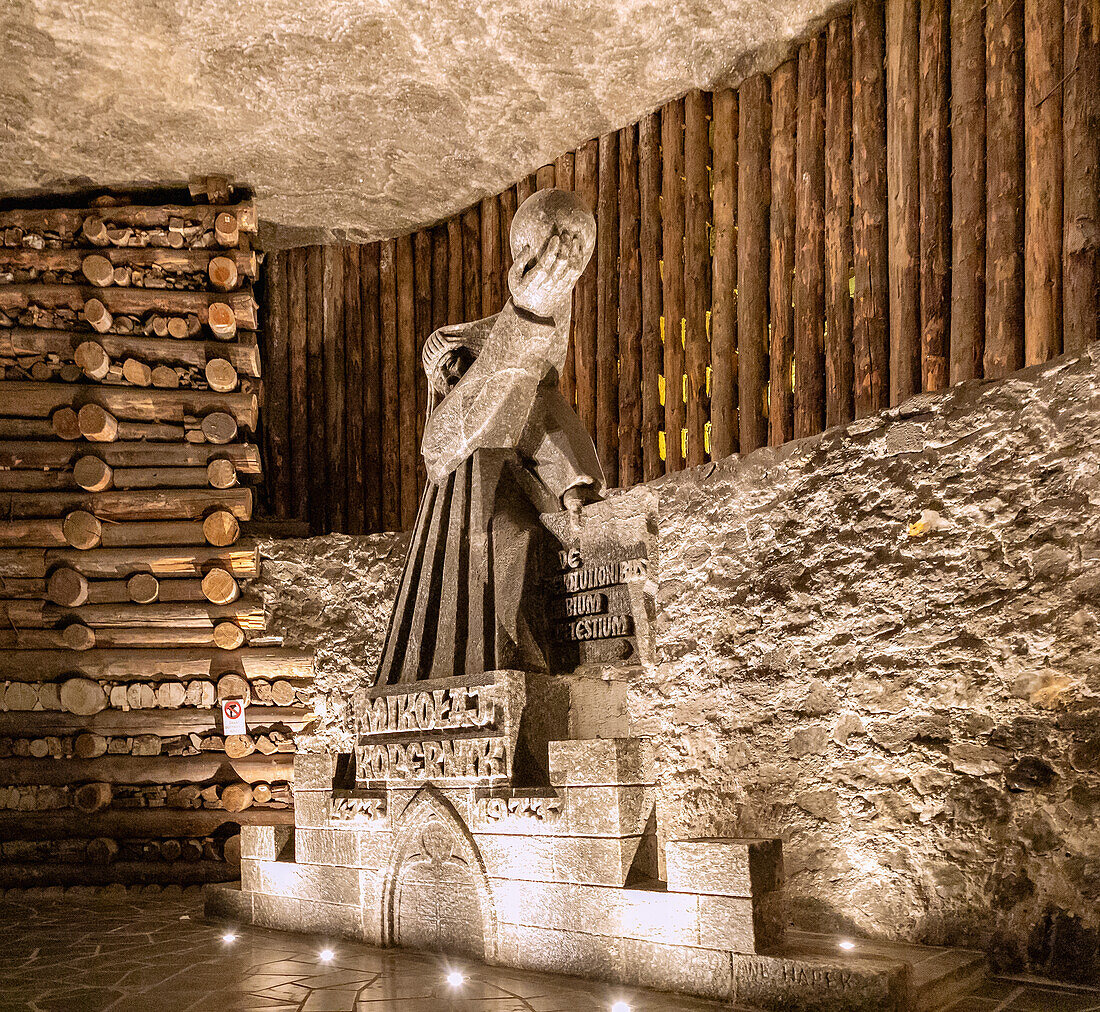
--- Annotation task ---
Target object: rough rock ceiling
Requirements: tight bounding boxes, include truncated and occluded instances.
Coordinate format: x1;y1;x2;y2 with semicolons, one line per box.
1;0;841;246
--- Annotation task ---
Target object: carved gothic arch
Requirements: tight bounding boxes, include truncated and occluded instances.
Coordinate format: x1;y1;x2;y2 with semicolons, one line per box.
380;786;498;962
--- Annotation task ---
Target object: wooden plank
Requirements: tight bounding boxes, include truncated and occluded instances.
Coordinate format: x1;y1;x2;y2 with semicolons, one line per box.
360;242;383;533
536;164;556;190
499;187;518;292
480;196;503;317
0;646;310;680
770;59;798;446
305;245;326;532
555;153;577;406
517;175;536;207
852;0;891;415
265;250;290;517
1;598;264;630
0;382;257;430
985;0;1025;378
684;89;712;467
711;89;738;460
0;519;218;550
45;544;258;580
0;809;293;844
379;240;401;531
574;139;600;439
322;245;346;532
1062;0;1100;355
343;244;364;534
0;283;258;330
0;327;261;377
286;247;308;521
413;230;433;499
919;0;951;393
461;206;481;322
950;0;987;383
886;0;922;404
596;131;620;487
0;706;307;737
618;124;642;487
794;39;826;439
1024;0;1064;365
395;234;419;530
446;219;464;326
431;225;449;333
0;487;251;521
0;200;258;238
661;99;686;470
738;75;771;453
639;113;665;480
0;625;245;649
0;754;291;787
0;441;261;473
0;245;259;279
825;16;855;427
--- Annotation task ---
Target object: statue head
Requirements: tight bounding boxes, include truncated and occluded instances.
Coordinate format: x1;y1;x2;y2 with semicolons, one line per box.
509;188;596;272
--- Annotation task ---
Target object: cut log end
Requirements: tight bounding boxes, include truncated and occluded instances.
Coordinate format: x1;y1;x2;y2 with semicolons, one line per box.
201;567;239;605
75;341;110;381
72;782;113;814
220;782;253;812
77;404;119;443
204;358;237;393
81;254;115;288
212;622;246;651
63;509;103;550
207;303;237;340
202;509;240;547
214;213;239;248
166;317;189;340
200;412;237;445
61;623;97;651
83;299;113;334
151;365;180;389
121;359;153;387
47;567;89;607
206;458;237;489
126;572;159;604
60;675;107;714
51;407;81;441
208;257;238;292
73;455;113;492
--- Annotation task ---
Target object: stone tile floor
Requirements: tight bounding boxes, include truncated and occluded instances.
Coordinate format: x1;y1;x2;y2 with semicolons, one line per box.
0;891;1096;1012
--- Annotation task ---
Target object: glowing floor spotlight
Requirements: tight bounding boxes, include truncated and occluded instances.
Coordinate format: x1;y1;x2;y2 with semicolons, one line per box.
611;1001;632;1012
319;948;334;961
221;932;236;943
838;939;856;951
446;970;465;987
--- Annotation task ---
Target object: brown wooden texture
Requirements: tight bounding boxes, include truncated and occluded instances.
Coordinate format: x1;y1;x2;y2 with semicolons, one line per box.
461;206;481;324
986;0;1026;378
618;124;643;487
305;245;326;532
661;98;686;470
852;0;891;416
794;39;826;439
1024;0;1064;365
395;235;419;530
413;230;432;498
711;89;738;459
769;60;797;447
886;0;922;405
264;252;290;517
379;240;400;530
738;75;771;454
446;218;464;326
596;132;620;486
1063;0;1100;355
360;242;383;533
286;248;309;521
919;0;951;393
950;0;987;383
684;90;712;467
343;244;364;534
825;16;855;427
638;113;664;480
480;196;503;317
574;139;599;438
555;152;577;407
322;245;346;532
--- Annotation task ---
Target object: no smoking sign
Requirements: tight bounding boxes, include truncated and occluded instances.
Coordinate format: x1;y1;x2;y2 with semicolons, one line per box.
222;698;247;734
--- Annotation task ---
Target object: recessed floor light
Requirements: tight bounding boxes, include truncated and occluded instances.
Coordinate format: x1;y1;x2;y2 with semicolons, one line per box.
838;939;856;951
611;1002;631;1012
221;933;236;943
319;948;334;961
446;970;465;987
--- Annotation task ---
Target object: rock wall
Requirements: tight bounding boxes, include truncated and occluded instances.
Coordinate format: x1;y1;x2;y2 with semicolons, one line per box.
642;345;1100;982
255;343;1100;981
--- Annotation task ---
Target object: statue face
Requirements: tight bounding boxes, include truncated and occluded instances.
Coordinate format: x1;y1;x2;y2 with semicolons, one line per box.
509;188;596;270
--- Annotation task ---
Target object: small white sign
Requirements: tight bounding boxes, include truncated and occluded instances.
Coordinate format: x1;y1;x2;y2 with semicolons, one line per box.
222;698;247;734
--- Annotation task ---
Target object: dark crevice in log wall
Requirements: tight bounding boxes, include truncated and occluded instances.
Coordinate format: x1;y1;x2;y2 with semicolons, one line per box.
260;3;1100;533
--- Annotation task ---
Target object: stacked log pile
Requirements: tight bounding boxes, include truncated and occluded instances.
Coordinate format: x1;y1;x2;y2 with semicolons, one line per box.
0;179;313;889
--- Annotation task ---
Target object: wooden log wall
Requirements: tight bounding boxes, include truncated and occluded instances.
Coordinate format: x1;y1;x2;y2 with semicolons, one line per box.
0;177;313;889
263;1;1100;533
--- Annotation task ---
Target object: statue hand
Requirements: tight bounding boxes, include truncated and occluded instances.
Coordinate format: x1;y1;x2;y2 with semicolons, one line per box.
508;230;586;318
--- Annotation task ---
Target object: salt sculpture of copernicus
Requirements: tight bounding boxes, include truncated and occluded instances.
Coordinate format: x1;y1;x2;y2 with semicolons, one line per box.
374;189;605;685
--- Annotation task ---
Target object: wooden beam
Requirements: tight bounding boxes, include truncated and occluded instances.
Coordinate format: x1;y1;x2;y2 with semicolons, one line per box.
825;16;855;427
265;250;291;517
344;244;365;534
0;808;292;843
322;245;346;532
0;200;258;238
574;138;600;440
0;754;291;786
596;131;620;487
0;705;308;736
0;245;258;279
985;0;1025;377
0;647;311;681
638;113;665;481
737;74;771;453
1024;0;1064;365
770;59;797;446
480;196;503;317
379;240;401;532
950;0;986;383
395;234;419;529
661;98;686;470
684;89;712;467
0;487;251;521
286;247;309;522
1062;0;1100;355
618;123;642;488
361;242;383;533
461;206;481;322
0;327;260;377
0;441;261;473
711;88;738;460
305;245;326;532
794;39;826;439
